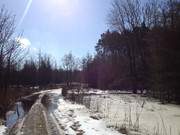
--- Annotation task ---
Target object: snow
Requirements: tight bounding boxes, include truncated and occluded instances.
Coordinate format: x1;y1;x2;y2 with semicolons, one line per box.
32;88;62;95
75;108;121;135
3;88;180;135
49;88;62;94
50;90;122;135
0;125;6;135
83;93;180;135
68;88;108;95
49;89;180;135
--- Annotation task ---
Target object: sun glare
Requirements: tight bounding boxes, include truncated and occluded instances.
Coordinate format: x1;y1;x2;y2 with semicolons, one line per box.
51;0;79;16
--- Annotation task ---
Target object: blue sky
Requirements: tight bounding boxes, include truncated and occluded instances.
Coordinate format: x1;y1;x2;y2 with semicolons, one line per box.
0;0;111;59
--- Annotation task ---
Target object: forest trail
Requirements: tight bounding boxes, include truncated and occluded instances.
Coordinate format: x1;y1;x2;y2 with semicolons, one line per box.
8;89;120;135
17;101;48;135
8;91;62;135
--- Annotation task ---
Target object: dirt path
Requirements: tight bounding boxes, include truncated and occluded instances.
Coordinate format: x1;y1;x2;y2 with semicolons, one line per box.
8;89;121;135
8;90;64;135
8;93;49;135
18;102;48;135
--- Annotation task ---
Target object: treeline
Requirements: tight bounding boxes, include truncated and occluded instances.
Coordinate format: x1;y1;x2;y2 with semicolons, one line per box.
0;0;180;113
17;54;62;87
19;52;81;87
81;0;180;103
0;6;80;114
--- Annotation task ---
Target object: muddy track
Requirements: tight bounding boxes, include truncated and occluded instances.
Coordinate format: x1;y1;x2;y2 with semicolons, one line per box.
8;92;64;135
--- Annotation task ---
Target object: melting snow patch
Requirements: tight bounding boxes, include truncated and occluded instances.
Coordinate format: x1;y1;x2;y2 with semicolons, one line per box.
50;92;122;135
0;125;6;135
74;109;121;135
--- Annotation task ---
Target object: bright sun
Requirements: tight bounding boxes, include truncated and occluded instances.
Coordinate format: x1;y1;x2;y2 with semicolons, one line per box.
52;0;79;16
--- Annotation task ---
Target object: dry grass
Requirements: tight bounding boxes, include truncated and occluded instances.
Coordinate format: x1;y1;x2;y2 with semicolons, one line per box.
71;92;178;135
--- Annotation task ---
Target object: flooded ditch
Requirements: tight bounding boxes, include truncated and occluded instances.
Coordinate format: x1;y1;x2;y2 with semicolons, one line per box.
5;93;40;128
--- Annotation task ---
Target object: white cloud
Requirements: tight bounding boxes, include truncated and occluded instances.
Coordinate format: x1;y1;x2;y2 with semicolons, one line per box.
17;37;31;49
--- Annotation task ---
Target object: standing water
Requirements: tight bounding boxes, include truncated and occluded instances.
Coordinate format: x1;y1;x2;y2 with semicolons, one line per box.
6;102;25;128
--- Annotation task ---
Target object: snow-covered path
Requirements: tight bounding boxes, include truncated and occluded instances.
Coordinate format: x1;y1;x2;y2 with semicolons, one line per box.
49;90;122;135
3;89;180;135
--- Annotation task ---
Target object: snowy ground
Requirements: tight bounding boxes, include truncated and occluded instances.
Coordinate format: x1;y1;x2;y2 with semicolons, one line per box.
2;88;180;135
0;125;6;135
80;91;180;135
49;89;121;135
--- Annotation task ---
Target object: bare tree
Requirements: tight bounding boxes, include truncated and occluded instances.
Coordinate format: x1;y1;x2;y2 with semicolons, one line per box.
0;7;15;87
62;52;77;87
142;0;162;28
0;6;27;107
108;0;142;32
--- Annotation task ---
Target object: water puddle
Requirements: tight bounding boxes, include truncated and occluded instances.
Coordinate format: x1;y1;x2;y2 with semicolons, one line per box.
6;102;25;128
